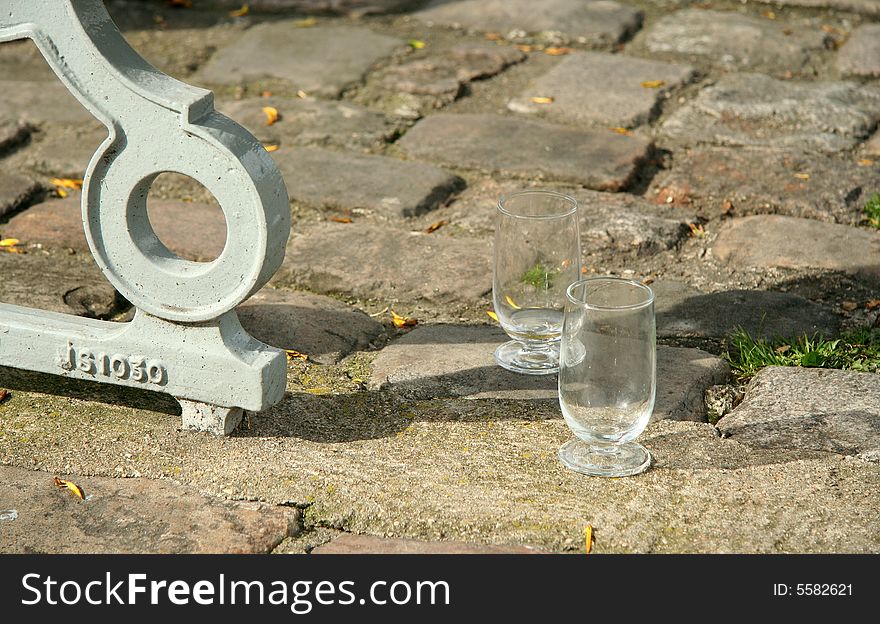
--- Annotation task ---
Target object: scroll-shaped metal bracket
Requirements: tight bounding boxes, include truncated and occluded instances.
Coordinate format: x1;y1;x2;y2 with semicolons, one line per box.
0;0;291;434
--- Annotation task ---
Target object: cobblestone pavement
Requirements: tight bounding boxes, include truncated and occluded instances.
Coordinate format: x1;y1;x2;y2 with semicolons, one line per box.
1;0;880;554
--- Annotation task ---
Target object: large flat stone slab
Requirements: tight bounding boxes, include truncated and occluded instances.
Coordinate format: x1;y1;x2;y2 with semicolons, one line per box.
509;51;695;128
219;97;401;152
660;73;880;154
713;215;880;281
0;81;94;126
836;24;880;79
415;0;643;46
0;250;121;319
3;197;227;262
641;9;829;76
368;324;729;421
647;147;880;225
2;381;879;552
0;170;39;219
272;147;463;217
0;465;298;554
718;366;880;460
277;222;491;305
398;113;652;191
653;280;841;342
312;533;538;554
237;287;384;364
197;23;403;96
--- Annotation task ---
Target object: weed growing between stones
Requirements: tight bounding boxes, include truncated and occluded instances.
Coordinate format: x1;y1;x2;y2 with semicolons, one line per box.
865;194;880;229
724;326;880;381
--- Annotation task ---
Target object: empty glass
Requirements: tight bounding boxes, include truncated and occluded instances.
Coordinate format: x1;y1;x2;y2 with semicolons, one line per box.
493;191;580;375
558;277;655;477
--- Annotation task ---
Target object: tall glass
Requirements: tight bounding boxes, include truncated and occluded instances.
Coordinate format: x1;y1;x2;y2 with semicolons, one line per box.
493;191;580;375
558;277;655;477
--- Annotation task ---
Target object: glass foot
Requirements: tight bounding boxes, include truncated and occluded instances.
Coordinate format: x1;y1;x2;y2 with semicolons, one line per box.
558;438;651;477
494;340;558;375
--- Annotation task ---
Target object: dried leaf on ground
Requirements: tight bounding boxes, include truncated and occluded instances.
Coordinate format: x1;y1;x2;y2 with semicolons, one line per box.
330;216;353;223
294;17;318;28
858;159;874;167
285;349;308;361
54;477;85;500
530;96;554;104
262;106;280;126
50;178;83;190
516;44;535;53
390;310;417;328
425;219;447;233
484;32;503;41
166;0;192;7
640;80;665;88
611;127;633;136
263;143;280;152
841;301;858;312
866;299;880;310
793;173;810;180
544;47;572;56
228;4;250;17
688;223;705;237
0;389;8;402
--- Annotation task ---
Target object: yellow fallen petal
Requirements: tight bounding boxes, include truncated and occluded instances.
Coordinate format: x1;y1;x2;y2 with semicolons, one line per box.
228;4;250;17
54;476;85;500
486;310;499;322
0;238;20;247
611;127;633;136
262;105;280;126
530;96;554;104
49;177;83;190
585;524;593;554
857;159;874;166
408;39;427;49
294;17;318;28
640;80;666;88
284;349;308;361
504;295;521;310
794;172;810;180
263;143;280;152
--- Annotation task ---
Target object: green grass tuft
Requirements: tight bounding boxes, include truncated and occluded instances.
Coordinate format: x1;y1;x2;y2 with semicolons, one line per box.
724;326;880;381
520;264;557;290
865;193;880;229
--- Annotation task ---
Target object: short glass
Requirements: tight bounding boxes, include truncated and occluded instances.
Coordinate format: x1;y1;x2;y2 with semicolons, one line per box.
492;190;580;375
558;277;655;477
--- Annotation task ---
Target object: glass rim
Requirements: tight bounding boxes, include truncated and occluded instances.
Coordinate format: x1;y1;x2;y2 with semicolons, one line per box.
566;277;655;311
497;190;578;220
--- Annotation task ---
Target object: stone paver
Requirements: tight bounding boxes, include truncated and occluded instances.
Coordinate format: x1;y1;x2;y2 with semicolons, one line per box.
220;96;402;152
237;287;384;365
197;23;402;96
381;43;525;104
718;367;880;460
752;0;880;15
0;81;94;125
0;465;298;554
652;281;841;342
713;215;880;281
272;147;463;217
15;126;107;178
0;250;121;318
508;51;695;128
207;0;422;15
648;147;880;224
368;324;730;422
641;9;829;76
661;73;880;154
413;180;695;256
0;119;30;152
415;0;643;46
277;222;491;306
836;24;880;78
3;197;227;262
312;533;539;553
0;170;39;219
398;113;652;191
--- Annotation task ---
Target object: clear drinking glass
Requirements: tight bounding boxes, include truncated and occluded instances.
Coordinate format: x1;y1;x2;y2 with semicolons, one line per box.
493;191;580;375
558;277;656;477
